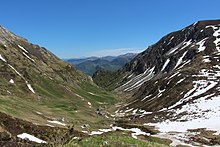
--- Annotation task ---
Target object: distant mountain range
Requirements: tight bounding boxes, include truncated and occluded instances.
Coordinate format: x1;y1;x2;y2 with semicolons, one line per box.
66;53;136;76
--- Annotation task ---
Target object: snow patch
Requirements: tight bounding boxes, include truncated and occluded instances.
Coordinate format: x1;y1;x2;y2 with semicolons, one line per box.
26;81;35;93
146;95;220;134
169;36;174;41
180;39;192;50
8;64;22;77
203;58;211;63
207;25;220;52
22;52;35;62
174;51;188;69
169;80;217;109
176;78;185;84
18;45;28;53
141;94;152;101
88;102;92;106
0;54;6;62
197;38;208;52
112;126;150;139
90;131;104;135
17;133;46;143
124;108;134;113
213;26;220;52
169;72;179;79
9;79;14;84
47;120;66;126
46;124;54;127
36;111;42;115
123;66;155;91
88;92;96;96
161;58;170;71
168;42;184;55
128;73;134;78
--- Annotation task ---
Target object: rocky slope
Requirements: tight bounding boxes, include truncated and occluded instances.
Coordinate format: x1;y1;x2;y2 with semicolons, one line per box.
94;20;220;145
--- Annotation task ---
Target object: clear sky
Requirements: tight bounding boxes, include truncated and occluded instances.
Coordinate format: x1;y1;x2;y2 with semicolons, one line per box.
0;0;219;58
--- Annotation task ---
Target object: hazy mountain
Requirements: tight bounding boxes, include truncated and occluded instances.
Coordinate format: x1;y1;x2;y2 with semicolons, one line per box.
67;53;136;76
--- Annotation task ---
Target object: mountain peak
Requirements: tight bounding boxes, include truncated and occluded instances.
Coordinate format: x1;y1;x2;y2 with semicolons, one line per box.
196;19;220;27
0;25;27;44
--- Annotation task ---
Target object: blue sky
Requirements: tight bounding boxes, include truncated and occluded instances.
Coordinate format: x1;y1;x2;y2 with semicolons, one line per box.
0;0;219;58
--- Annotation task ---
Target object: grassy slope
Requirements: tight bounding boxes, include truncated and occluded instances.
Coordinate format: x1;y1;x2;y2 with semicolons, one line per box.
64;131;170;147
0;67;119;129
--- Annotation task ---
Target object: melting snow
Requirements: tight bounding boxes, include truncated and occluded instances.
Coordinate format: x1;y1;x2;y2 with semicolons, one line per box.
203;58;211;63
26;81;35;93
47;120;66;126
90;126;150;139
180;39;192;50
193;69;220;80
17;133;46;143
168;42;184;55
22;52;35;62
0;54;6;62
207;25;220;52
124;108;134;112
9;79;14;84
90;131;104;135
141;94;152;101
193;21;198;26
99;128;112;133
197;38;208;52
36;111;43;115
213;26;220;52
123;66;155;91
8;64;22;77
88;92;96;95
18;45;28;53
112;126;150;139
75;93;85;100
169;72;179;79
146;95;220;133
169;80;217;109
46;124;54;127
161;59;170;71
88;102;92;106
128;73;134;78
176;78;185;84
170;36;174;41
179;61;191;70
174;51;188;69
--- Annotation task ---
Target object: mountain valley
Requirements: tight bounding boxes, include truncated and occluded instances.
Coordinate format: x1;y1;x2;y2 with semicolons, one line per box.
1;20;220;146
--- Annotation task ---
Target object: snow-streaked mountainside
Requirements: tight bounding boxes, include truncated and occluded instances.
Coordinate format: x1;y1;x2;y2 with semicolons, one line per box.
94;20;220;145
116;20;220;112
